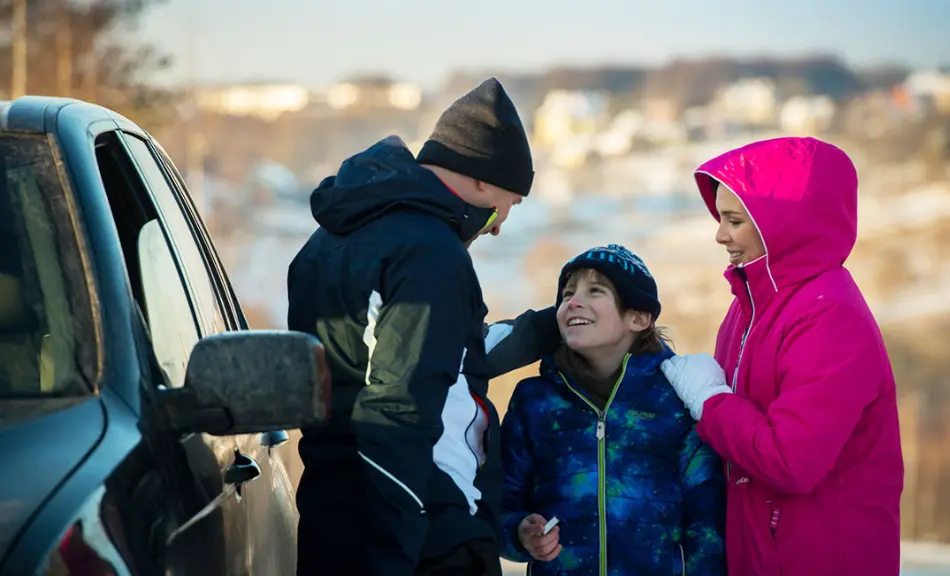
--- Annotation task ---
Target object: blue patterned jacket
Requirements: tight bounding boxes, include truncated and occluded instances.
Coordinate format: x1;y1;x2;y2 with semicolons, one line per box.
499;350;726;576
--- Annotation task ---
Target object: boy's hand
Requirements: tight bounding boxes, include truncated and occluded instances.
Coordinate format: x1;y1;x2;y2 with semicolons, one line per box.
517;514;562;562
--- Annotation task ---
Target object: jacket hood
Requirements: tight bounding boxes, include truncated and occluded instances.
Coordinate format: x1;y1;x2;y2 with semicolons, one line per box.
695;137;859;290
309;136;497;242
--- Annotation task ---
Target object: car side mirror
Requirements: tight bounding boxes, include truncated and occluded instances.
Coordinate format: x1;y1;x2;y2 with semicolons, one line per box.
159;330;331;435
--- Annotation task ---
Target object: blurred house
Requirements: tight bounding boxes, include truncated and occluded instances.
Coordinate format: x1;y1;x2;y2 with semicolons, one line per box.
195;83;311;120
639;97;688;145
842;90;909;138
533;90;609;149
315;76;422;112
642;97;680;123
592;109;644;156
548;135;596;169
779;95;836;135
530;90;610;168
681;105;714;140
904;70;950;115
639;120;688;146
712;77;778;127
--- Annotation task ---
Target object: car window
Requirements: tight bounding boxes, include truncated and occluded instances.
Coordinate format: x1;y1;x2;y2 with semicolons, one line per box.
123;135;227;337
94;130;201;391
0;134;92;397
151;141;247;330
138;219;199;388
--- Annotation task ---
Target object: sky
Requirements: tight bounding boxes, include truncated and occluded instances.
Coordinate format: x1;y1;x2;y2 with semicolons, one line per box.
134;0;950;90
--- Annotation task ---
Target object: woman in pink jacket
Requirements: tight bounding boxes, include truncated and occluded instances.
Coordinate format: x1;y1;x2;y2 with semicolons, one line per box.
661;136;903;576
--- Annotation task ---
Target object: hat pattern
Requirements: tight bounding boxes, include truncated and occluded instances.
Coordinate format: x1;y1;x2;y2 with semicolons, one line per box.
557;244;661;318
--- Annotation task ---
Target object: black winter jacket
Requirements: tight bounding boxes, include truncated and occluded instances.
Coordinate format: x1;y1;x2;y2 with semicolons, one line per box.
288;136;557;576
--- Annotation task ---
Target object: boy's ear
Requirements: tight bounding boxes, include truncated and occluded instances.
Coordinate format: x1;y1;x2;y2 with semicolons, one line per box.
626;310;652;332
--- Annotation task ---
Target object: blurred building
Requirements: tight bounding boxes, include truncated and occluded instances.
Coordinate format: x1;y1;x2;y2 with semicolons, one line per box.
904;70;950;115
533;90;609;149
195;83;311;120
779;95;836;135
641;97;680;124
592;109;644;156
637;98;688;144
315;76;422;112
841;90;909;138
713;77;778;126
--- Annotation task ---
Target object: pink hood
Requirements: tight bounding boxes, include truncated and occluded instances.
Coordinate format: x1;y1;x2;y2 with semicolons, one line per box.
695;137;859;289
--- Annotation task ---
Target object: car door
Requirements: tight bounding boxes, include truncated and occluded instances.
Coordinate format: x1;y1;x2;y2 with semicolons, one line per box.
121;132;299;574
114;132;259;572
150;139;301;572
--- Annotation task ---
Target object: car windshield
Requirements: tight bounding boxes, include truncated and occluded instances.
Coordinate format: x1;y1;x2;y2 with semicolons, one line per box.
0;133;92;398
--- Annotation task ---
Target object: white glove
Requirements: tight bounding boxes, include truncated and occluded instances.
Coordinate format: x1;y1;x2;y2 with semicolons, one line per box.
660;353;733;421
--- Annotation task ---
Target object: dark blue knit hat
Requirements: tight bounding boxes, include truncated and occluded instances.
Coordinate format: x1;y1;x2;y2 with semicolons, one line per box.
556;244;661;318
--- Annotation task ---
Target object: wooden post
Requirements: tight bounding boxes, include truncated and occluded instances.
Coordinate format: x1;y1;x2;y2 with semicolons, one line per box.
937;403;950;540
899;391;920;539
11;0;27;98
57;1;72;97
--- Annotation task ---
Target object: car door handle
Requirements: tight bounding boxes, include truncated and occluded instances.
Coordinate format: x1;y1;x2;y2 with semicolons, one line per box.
260;429;289;452
224;448;261;492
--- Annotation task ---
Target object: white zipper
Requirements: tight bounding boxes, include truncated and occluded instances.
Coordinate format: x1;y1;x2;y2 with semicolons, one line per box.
680;543;686;576
727;273;756;481
358;451;426;513
733;277;756;393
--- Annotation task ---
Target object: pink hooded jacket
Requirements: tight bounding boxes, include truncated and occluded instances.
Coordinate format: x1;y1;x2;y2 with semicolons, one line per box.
694;137;903;576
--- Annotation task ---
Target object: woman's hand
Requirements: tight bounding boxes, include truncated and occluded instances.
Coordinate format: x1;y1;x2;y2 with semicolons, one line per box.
517;514;562;562
661;353;733;420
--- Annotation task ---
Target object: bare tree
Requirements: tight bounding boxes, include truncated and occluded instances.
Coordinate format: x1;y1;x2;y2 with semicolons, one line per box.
0;0;176;130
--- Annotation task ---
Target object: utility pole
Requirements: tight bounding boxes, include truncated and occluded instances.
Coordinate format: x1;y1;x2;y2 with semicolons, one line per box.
11;0;27;98
83;52;97;102
57;0;72;97
183;0;206;214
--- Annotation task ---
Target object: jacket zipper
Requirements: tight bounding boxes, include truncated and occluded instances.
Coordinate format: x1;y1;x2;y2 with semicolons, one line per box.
558;354;629;576
769;502;781;535
727;267;756;481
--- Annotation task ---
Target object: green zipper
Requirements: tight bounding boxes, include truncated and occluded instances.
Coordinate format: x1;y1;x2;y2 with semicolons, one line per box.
557;354;630;576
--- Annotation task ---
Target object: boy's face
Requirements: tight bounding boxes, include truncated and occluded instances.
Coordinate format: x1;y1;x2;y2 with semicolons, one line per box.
557;269;651;355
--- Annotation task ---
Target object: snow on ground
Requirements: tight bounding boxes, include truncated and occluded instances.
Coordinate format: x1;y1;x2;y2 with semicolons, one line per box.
501;542;950;575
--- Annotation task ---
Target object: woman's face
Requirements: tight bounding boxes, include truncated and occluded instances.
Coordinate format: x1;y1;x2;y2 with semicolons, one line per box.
714;184;766;266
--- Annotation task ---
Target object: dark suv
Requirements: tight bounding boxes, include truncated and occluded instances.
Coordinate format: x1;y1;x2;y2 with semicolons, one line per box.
0;97;329;575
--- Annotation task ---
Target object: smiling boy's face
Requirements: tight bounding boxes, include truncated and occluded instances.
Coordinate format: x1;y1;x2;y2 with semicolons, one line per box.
556;269;650;355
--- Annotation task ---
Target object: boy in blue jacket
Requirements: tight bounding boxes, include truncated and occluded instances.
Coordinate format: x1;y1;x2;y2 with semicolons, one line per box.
499;244;725;576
